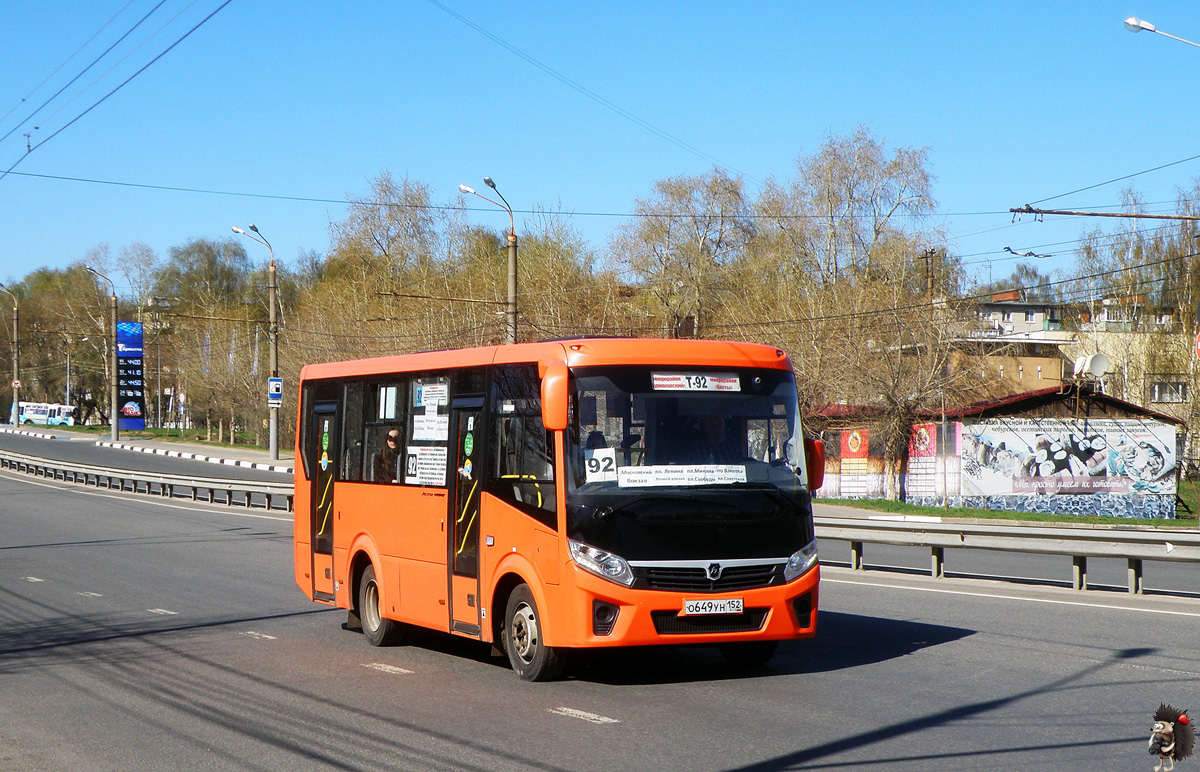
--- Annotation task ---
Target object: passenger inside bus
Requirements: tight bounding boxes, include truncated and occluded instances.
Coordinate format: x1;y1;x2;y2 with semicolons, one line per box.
372;428;401;483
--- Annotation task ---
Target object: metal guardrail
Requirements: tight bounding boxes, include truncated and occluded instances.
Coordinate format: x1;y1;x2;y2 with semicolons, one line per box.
815;515;1200;594
3;443;1195;592
0;448;293;512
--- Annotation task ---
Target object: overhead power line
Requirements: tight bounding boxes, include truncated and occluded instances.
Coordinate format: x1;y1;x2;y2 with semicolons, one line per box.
0;0;137;130
425;0;748;179
0;0;233;184
1026;153;1200;206
0;0;169;147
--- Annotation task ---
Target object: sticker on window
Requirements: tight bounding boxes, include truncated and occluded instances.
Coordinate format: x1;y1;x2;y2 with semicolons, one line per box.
405;446;448;486
651;372;740;392
584;447;618;483
617;465;746;487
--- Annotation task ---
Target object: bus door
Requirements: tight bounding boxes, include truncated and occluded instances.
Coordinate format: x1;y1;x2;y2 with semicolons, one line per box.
310;400;339;602
448;396;484;636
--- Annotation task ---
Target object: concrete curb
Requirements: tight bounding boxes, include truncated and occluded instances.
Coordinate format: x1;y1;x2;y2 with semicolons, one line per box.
94;440;294;474
0;426;58;440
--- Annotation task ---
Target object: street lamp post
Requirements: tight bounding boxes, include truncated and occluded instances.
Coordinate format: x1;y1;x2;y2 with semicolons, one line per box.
1124;17;1200;48
0;283;17;425
459;178;518;344
85;267;119;441
232;224;280;460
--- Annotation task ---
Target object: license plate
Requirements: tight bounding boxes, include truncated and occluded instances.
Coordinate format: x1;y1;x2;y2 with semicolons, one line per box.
682;598;744;616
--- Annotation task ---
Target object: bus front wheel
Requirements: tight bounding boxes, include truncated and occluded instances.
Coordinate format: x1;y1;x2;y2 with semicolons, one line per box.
504;584;565;681
357;564;406;646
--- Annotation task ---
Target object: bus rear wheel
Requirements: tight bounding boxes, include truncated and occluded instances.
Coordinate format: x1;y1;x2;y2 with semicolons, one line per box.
358;564;406;646
719;640;778;669
504;584;565;681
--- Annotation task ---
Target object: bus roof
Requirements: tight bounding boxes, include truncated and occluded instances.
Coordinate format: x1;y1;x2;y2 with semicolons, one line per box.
298;338;791;382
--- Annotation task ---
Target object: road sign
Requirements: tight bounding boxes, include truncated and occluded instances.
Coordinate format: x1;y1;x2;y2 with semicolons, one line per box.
267;377;283;408
10;379;19;389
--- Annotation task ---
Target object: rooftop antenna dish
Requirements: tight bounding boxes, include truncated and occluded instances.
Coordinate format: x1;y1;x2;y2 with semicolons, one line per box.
1074;352;1109;379
1084;352;1108;378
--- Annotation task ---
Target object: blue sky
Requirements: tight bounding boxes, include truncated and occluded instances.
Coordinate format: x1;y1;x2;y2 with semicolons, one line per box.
1;1;1198;294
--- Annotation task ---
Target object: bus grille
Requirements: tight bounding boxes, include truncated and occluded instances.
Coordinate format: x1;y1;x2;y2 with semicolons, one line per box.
651;608;769;635
636;563;782;593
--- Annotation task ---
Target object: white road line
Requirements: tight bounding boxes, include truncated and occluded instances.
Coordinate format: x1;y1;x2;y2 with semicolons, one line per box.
24;576;43;583
363;662;413;675
147;608;178;615
824;576;1200;617
240;631;277;640
77;591;103;597
548;707;620;725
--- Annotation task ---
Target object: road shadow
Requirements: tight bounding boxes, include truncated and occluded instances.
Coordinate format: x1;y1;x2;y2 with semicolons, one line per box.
565;610;972;685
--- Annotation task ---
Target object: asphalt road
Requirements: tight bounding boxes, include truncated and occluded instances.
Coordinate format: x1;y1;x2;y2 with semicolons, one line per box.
0;430;288;483
2;466;1198;771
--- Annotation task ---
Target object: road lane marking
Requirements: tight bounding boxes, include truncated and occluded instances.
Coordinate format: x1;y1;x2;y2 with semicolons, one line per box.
147;608;178;615
548;707;620;725
825;576;1200;617
77;591;102;597
240;631;276;640
363;663;413;675
24;576;43;583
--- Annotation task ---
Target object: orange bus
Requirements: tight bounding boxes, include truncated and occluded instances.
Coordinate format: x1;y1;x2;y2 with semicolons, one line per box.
294;338;824;680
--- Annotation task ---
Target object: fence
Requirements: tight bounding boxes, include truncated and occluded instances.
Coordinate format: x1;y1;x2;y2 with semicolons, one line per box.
815;514;1200;594
0;448;293;512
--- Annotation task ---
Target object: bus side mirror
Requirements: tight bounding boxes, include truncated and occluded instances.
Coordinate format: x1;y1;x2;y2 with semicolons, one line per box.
540;361;569;431
804;438;825;491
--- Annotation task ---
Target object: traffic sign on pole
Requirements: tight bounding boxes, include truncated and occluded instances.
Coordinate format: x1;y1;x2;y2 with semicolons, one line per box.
267;377;283;408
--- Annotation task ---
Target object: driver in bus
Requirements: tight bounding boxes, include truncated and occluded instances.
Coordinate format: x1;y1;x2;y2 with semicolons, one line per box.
688;415;744;464
373;429;401;483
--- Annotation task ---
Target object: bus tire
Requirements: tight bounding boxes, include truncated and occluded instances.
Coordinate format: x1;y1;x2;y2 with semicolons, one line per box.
358;564;406;647
719;640;778;669
504;584;565;681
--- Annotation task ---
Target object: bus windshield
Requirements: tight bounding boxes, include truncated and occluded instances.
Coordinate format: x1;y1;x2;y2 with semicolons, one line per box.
565;365;813;562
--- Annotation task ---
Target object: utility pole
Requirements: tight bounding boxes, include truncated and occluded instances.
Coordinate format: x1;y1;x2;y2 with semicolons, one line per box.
0;283;17;424
232;224;279;460
85;267;119;441
459;177;518;343
268;256;278;458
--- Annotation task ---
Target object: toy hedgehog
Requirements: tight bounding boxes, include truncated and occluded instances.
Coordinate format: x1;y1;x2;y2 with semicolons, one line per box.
1150;703;1194;771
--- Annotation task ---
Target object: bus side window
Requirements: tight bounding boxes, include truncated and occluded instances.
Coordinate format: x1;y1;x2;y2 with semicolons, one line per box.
489;365;556;529
342;382;364;481
365;381;405;483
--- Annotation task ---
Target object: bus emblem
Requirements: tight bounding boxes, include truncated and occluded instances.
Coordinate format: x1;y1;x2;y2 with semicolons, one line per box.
707;563;722;580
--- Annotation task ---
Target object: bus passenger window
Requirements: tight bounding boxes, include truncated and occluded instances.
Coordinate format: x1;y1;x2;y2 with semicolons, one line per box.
365;381;406;483
342;382;364;481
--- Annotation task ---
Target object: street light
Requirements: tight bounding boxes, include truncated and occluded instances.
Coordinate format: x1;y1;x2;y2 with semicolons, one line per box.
85;266;119;441
459;177;518;344
1124;16;1200;48
0;283;17;425
232;224;280;460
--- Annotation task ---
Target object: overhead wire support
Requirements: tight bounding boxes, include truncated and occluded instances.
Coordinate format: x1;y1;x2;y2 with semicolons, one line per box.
1011;205;1200;222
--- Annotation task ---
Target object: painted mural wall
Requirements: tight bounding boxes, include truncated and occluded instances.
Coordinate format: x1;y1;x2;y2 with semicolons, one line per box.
817;416;1179;518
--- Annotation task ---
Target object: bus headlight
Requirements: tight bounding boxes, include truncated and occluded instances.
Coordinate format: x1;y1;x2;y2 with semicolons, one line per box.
568;540;635;587
783;539;819;582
